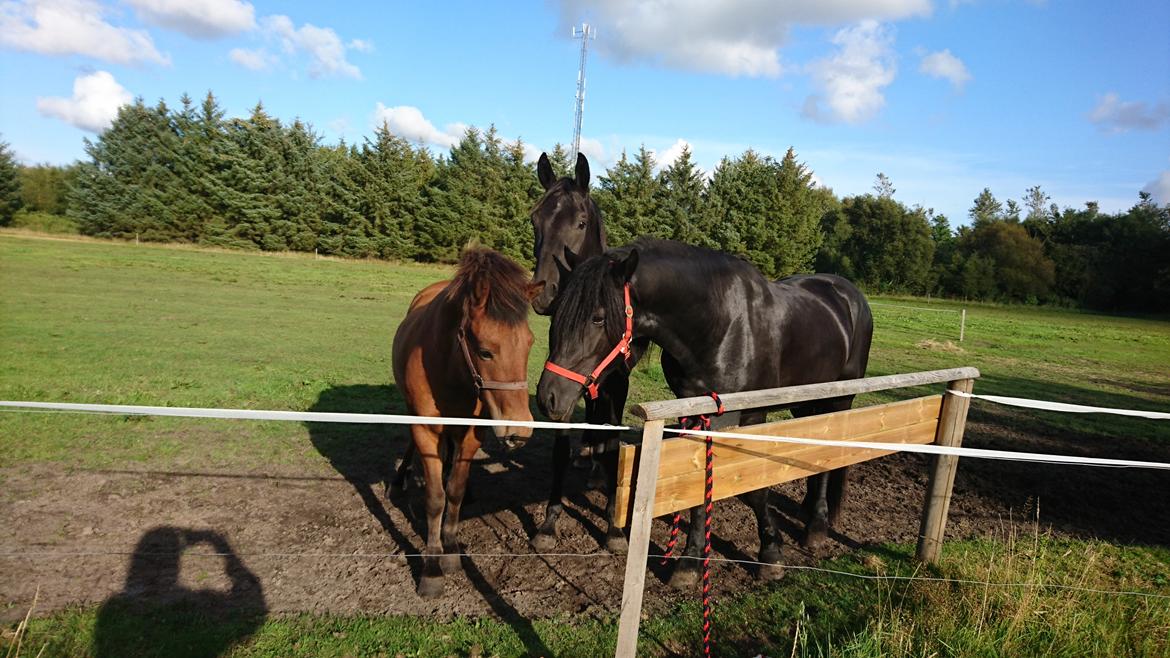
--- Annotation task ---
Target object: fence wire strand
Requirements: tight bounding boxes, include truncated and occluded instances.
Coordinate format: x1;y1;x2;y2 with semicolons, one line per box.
2;548;1166;600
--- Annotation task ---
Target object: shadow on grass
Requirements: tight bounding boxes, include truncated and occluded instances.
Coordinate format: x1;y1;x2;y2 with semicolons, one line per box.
92;526;266;658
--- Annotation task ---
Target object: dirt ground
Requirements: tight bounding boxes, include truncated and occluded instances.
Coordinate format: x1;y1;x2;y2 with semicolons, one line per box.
2;411;1169;625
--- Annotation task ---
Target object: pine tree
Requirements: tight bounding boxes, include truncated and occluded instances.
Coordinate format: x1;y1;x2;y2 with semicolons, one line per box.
969;188;1003;226
547;143;573;179
593;146;664;247
0;137;24;225
702;148;823;277
656;145;709;246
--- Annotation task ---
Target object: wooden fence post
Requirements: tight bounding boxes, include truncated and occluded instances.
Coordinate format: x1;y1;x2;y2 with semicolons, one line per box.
615;419;665;658
916;378;974;562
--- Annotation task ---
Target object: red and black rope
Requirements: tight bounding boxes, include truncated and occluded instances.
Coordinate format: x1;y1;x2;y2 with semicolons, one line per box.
662;392;724;657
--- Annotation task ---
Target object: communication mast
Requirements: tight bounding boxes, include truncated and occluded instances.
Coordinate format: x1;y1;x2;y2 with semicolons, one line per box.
570;23;596;162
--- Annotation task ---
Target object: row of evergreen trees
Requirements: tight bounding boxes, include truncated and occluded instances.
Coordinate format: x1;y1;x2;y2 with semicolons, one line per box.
1;91;1167;311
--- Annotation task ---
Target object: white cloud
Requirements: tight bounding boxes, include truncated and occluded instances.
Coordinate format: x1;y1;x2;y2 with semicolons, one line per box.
347;38;373;53
126;0;254;39
552;0;929;78
372;104;465;149
803;20;897;124
229;46;274;71
36;70;132;132
0;0;168;65
1089;93;1170;133
1143;170;1170;204
263;14;363;79
919;48;970;89
652;138;692;168
577;136;607;164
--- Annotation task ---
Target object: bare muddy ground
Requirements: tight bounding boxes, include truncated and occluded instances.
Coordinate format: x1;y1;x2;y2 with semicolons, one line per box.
2;413;1168;624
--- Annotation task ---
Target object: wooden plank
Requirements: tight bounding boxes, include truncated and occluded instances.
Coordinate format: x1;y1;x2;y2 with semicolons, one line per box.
631;367;979;421
651;396;940;482
648;420;938;521
615;420;664;658
916;378;974;562
615;396;940;491
612;396;942;527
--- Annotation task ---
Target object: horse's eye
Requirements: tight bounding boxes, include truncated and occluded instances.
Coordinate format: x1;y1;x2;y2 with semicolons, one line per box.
577;221;587;230
591;315;604;326
477;349;493;360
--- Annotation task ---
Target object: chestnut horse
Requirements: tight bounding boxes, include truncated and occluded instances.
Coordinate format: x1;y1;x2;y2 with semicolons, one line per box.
392;248;543;597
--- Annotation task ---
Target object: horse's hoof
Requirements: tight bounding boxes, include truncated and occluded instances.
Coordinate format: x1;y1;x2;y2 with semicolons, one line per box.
439;552;461;574
604;534;628;554
757;545;785;581
531;531;558;553
668;565;700;590
803;520;829;550
417;575;444;599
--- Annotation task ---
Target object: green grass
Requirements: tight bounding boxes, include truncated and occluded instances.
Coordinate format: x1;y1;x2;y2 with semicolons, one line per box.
2;232;1170;656
2;232;1167;469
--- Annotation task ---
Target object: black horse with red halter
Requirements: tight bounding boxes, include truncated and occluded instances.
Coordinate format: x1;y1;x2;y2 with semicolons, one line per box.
542;283;634;399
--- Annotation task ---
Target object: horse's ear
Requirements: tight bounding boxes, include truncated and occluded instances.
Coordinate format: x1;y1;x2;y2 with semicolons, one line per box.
574;152;590;191
525;281;546;302
537;153;555;190
610;248;638;282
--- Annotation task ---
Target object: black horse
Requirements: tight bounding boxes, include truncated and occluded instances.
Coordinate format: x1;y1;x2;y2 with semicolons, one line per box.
528;152;647;553
536;238;873;584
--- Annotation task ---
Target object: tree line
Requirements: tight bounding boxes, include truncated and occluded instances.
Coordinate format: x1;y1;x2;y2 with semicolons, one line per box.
1;91;1167;311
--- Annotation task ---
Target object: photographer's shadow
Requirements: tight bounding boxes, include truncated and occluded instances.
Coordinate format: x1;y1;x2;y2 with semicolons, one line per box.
93;526;266;658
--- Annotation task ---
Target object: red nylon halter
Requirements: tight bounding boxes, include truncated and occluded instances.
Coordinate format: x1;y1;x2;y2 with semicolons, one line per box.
543;283;634;400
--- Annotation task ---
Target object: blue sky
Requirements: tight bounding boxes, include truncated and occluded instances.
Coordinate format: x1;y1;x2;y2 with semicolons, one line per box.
2;0;1168;224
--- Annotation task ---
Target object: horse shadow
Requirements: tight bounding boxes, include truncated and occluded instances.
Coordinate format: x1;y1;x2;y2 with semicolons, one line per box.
305;384;572;656
92;526;267;658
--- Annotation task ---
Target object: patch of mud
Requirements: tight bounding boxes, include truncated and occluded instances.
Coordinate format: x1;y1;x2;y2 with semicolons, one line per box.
2;415;1167;624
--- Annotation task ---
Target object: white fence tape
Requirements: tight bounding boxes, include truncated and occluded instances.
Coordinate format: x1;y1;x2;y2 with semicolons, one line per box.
0;401;628;432
949;390;1170;420
662;427;1170;471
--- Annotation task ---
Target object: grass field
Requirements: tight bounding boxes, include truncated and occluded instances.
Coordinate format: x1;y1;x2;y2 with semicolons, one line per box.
2;232;1169;656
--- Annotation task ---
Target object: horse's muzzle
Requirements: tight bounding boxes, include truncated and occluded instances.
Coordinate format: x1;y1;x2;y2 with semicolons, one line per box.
493;425;533;450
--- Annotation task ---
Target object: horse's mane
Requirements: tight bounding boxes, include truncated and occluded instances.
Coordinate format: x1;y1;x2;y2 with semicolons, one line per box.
551;242;637;348
552;237;765;347
449;248;530;325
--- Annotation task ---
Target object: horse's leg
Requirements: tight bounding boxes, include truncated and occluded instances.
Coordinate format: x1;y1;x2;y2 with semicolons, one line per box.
389;441;415;498
732;410;785;580
797;396;855;549
412;425;447;598
594;374;630;553
599;436;628;553
744;488;784;580
439;428;479;575
668;504;704;589
531;429;570;552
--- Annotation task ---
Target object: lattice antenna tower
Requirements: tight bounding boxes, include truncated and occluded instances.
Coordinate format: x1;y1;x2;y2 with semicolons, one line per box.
570;23;596;162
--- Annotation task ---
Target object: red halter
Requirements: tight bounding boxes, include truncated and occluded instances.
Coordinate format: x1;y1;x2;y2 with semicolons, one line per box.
543;283;634;400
